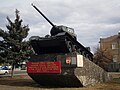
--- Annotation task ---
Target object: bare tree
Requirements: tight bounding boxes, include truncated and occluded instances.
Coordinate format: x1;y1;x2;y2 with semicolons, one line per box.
93;46;112;71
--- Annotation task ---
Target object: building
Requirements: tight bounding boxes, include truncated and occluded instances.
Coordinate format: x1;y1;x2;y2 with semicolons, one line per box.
99;32;120;72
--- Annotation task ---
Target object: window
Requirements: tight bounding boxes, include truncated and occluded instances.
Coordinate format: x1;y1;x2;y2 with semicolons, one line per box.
113;55;118;62
112;42;117;49
100;43;103;49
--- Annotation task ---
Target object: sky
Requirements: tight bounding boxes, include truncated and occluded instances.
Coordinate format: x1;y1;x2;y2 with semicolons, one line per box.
0;0;120;52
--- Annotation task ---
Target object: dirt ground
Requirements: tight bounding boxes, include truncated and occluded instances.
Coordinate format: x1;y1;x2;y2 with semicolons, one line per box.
0;75;120;90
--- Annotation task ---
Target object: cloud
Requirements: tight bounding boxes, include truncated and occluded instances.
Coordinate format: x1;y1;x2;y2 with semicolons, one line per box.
1;0;120;52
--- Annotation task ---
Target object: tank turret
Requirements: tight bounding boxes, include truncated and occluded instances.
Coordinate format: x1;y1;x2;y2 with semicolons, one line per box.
31;3;76;39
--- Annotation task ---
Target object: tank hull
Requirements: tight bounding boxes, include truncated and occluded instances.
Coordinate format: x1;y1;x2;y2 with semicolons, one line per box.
30;36;70;54
30;33;93;60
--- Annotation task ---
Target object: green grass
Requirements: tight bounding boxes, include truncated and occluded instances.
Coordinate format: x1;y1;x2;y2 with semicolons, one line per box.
112;78;120;84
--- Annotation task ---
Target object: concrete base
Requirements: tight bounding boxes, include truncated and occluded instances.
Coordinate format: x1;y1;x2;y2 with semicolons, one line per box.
28;74;83;87
28;58;111;87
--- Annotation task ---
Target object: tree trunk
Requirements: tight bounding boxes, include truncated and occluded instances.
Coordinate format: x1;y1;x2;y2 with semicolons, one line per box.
11;62;15;78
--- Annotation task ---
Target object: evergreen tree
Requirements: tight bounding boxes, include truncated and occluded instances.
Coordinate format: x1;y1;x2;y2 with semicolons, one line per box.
0;9;30;77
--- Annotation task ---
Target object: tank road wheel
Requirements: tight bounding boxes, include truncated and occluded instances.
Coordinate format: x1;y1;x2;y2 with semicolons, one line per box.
85;54;89;58
72;45;77;52
81;51;85;56
66;41;73;53
88;55;93;61
77;49;82;54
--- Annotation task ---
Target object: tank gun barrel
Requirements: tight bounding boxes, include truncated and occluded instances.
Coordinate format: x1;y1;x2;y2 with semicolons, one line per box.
31;3;55;27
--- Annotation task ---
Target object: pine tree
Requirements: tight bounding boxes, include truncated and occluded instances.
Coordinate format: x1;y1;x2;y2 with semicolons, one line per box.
0;9;30;77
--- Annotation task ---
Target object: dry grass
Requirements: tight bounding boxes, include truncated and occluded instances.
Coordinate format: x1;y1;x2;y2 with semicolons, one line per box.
0;75;120;90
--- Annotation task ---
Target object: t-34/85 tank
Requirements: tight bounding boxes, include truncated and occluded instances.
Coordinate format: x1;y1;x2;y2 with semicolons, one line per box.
30;4;93;59
27;4;93;87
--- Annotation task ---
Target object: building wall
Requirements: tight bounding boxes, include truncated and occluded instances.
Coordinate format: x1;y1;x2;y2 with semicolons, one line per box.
100;32;120;71
100;35;120;63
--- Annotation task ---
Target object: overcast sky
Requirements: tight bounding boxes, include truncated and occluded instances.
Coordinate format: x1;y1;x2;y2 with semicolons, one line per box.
0;0;120;52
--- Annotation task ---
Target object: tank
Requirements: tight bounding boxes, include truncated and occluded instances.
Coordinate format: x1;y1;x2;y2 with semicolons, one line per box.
27;3;93;87
30;3;93;59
